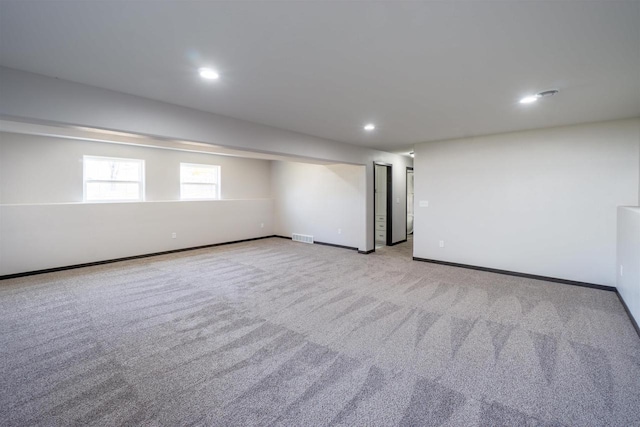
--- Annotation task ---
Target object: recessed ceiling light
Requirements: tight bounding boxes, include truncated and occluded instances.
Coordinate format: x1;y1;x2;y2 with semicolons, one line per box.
364;123;376;131
519;89;558;104
199;67;220;80
519;95;539;104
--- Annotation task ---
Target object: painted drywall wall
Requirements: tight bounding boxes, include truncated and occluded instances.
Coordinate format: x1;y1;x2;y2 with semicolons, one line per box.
0;201;273;276
0;132;271;203
0;67;413;251
0;132;274;275
617;207;640;326
271;161;365;249
414;118;640;287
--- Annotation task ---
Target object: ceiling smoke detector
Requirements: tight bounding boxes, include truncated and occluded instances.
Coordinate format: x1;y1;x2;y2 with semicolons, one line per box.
537;89;559;98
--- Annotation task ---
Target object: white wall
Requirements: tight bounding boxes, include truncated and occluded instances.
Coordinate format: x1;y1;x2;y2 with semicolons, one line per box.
272;161;365;249
0;200;273;276
0;132;271;204
0;132;274;275
0;67;413;251
617;207;640;326
414;118;640;287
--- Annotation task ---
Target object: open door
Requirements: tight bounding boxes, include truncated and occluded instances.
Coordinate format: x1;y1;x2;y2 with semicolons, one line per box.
374;163;392;248
406;167;414;237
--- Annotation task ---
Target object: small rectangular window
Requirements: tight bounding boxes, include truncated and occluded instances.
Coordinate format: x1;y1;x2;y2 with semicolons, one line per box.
180;163;220;200
83;155;144;202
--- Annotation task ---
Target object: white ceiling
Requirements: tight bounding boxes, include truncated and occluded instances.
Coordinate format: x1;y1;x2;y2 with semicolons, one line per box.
1;1;639;152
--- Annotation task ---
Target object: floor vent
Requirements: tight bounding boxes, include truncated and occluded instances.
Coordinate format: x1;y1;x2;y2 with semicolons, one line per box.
292;233;314;244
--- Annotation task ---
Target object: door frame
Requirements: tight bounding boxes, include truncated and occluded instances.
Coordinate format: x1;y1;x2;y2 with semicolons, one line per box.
373;162;393;247
406;166;413;239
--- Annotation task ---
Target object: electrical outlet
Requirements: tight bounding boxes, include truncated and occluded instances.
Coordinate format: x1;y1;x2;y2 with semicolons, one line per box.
260;223;264;228
439;240;445;248
620;265;624;277
172;232;177;239
396;197;400;204
419;200;429;208
338;228;342;234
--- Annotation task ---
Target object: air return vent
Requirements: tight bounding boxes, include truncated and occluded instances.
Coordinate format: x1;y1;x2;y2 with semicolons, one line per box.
292;233;314;244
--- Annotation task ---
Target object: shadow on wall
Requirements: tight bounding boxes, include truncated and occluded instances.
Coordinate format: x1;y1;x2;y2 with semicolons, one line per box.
272;161;366;250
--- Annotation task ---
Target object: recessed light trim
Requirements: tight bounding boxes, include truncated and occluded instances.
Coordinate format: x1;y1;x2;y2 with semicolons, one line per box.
364;123;376;131
520;89;559;104
199;67;220;80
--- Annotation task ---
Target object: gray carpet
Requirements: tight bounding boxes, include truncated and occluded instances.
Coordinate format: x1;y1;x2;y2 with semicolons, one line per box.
1;237;639;426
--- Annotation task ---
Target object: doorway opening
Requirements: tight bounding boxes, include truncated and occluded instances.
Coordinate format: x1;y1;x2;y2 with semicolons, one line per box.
406;167;414;238
374;163;392;248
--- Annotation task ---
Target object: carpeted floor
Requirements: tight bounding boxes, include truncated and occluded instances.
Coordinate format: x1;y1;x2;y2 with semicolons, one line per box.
1;237;639;426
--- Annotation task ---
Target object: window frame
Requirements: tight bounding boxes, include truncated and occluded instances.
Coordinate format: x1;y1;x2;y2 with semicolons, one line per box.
179;162;221;200
83;155;145;203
